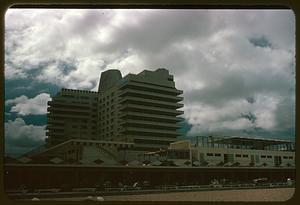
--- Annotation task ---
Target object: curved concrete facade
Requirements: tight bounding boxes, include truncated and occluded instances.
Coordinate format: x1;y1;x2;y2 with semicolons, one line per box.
98;69;122;93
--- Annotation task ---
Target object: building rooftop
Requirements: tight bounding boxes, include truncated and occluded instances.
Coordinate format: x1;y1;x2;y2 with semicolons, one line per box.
214;136;293;146
61;88;98;93
190;135;294;151
28;139;135;157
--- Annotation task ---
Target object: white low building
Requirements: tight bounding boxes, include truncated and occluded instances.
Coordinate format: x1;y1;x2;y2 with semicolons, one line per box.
167;136;295;167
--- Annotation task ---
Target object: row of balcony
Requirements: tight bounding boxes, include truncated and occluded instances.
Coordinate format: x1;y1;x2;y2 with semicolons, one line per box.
118;88;183;103
119;96;183;109
119;104;183;117
121;127;181;136
120;119;181;129
120;111;183;123
47;113;90;119
48;100;91;108
119;81;183;96
47;107;91;114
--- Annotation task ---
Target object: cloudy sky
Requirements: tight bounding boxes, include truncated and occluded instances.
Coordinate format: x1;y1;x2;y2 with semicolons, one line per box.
5;9;295;157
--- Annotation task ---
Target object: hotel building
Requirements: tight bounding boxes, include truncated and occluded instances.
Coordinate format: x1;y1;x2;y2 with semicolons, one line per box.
46;68;184;151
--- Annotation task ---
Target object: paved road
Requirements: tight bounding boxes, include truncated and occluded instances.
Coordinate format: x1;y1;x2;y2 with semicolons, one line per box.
27;188;295;201
103;188;295;201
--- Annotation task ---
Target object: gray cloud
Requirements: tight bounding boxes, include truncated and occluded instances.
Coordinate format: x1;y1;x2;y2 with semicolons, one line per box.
5;9;295;141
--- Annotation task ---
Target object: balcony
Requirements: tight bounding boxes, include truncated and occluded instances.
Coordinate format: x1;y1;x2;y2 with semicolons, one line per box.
120;111;184;123
120;104;183;116
119;96;183;109
119;88;183;103
46;125;64;130
47;113;90;119
48;101;90;108
121;119;182;129
119;81;183;95
121;127;181;136
46;131;64;136
47;106;90;113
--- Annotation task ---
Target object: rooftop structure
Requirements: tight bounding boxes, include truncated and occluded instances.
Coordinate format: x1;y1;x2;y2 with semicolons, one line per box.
191;136;294;151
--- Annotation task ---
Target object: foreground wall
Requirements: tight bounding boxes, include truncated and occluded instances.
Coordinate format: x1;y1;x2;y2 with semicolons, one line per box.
4;164;295;190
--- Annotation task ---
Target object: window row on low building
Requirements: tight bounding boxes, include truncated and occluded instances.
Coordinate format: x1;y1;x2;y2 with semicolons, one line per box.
205;152;294;160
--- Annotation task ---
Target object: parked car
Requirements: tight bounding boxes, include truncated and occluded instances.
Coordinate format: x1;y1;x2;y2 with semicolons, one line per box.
253;178;268;184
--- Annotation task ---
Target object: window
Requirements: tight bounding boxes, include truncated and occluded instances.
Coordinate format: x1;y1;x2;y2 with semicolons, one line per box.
236;154;242;157
243;155;248;158
289;156;293;159
267;156;272;159
261;155;266;158
206;153;213;156
215;153;221;157
283;156;288;159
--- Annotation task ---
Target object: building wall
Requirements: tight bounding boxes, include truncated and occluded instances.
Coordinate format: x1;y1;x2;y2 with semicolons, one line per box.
118;68;184;150
46;89;98;146
169;140;191;149
193;147;295;166
97;86;121;141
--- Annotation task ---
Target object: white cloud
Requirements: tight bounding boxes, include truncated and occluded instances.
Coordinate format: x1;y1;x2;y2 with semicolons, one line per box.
6;93;51;115
106;50;146;76
5;118;46;144
5;9;295;138
185;94;281;135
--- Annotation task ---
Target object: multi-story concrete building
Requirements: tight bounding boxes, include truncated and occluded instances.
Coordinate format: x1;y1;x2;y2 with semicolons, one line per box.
97;68;184;151
46;89;99;146
46;68;184;151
